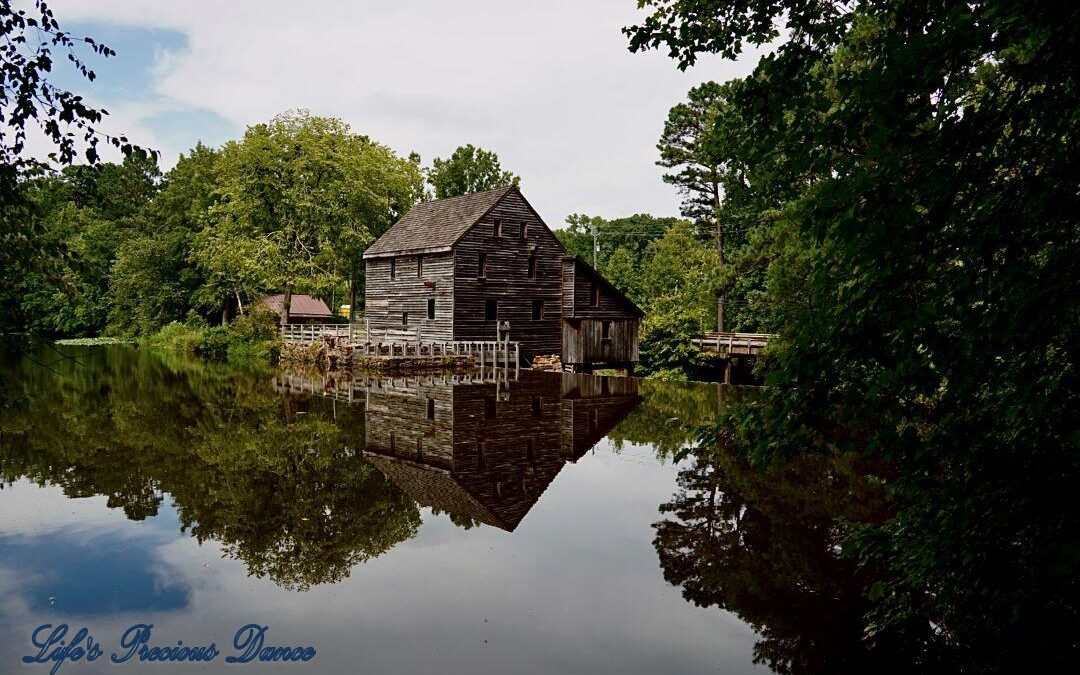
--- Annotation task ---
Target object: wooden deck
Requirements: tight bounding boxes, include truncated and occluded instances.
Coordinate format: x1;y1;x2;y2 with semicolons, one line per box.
691;332;774;357
280;323;522;371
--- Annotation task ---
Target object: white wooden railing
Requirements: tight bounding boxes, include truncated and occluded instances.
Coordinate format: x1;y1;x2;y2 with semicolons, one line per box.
280;323;359;343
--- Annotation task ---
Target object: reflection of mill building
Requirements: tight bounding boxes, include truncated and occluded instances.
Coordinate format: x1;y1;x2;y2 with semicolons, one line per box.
360;372;641;531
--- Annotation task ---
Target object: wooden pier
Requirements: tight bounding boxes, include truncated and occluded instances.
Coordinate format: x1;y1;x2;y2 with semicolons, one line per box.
280;322;522;372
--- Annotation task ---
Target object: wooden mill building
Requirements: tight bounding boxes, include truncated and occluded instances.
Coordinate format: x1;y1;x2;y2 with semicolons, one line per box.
363;186;643;371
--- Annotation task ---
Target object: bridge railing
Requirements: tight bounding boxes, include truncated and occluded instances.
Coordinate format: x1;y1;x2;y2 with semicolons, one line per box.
691;332;775;355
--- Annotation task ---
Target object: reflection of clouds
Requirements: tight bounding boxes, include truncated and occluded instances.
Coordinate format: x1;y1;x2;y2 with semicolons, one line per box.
0;479;138;537
0;448;761;674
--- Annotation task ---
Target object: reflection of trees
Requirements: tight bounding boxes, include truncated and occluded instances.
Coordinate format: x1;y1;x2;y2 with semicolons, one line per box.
654;438;933;674
607;380;755;459
0;347;420;590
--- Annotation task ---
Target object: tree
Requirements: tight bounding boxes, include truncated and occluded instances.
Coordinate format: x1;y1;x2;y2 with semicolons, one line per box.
17;153;162;337
2;1;153;342
427;144;519;199
658;79;770;331
195;111;422;322
108;143;220;334
628;0;1080;663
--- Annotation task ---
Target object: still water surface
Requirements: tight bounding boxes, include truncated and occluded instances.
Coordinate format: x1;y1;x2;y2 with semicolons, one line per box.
0;346;875;673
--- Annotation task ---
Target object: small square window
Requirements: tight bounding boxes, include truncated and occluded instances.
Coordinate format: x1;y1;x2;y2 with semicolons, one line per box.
493;219;503;237
401;312;408;326
485;299;498;321
532;300;543;321
417;255;423;278
427;298;435;320
390;257;396;279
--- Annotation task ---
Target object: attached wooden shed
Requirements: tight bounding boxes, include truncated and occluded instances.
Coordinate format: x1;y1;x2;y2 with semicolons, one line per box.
560;256;644;373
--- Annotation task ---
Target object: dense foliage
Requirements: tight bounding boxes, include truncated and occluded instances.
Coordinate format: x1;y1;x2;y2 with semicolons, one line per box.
2;1;152;344
627;0;1079;666
426;144;520;199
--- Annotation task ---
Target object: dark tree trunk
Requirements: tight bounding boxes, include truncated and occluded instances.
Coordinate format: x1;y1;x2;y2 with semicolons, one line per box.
714;181;724;332
283;283;293;325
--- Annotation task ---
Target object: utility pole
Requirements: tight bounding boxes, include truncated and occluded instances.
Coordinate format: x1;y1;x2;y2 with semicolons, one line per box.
590;222;599;267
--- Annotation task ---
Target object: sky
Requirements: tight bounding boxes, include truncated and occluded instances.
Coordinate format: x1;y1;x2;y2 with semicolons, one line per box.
40;1;765;226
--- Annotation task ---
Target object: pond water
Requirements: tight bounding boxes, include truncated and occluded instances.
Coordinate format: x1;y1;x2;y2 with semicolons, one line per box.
0;346;889;674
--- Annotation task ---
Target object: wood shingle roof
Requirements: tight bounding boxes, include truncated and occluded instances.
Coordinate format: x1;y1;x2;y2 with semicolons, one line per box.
363;185;517;259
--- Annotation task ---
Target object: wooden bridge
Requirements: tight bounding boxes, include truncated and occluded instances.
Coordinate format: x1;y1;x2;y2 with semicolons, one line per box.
280;322;521;371
691;332;773;356
691;332;775;383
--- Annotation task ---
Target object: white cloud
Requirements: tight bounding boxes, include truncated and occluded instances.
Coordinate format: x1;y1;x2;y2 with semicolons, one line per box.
53;0;766;224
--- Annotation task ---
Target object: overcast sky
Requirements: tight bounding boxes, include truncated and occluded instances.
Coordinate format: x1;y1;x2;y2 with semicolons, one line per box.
47;1;763;226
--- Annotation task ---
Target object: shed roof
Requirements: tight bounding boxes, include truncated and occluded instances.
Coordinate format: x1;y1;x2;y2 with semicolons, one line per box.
363;185;517;259
259;294;333;318
565;256;646;318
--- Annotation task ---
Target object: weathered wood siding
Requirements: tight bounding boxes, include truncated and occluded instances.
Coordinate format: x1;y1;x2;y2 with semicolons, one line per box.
365;252;454;340
560;258;641;365
562;318;640;365
561;257;637;319
452;191;563;362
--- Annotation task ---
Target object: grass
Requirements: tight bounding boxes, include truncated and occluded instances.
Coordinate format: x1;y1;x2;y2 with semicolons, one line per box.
54;336;136;346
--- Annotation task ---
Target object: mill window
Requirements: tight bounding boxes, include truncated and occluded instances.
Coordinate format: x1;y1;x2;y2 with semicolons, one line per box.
591;283;600;307
417;255;423;277
478;252;488;278
493;219;503;237
527;254;537;279
390;257;396;279
602;320;612;339
532;300;543;321
427;298;436;320
401;312;408;326
485;299;498;321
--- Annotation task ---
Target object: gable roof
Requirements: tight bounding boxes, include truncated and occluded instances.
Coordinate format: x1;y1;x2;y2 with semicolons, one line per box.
363;185;517;259
259;294;333;318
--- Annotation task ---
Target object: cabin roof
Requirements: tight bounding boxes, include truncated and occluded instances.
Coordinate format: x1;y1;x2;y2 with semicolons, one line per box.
259;294;333;318
363;185;518;259
565;256;646;318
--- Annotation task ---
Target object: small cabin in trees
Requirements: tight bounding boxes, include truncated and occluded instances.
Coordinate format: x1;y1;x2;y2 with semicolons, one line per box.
258;294;334;324
363;186;642;370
